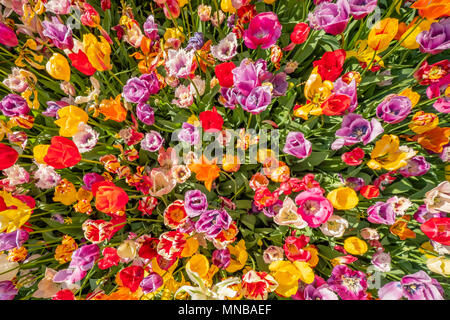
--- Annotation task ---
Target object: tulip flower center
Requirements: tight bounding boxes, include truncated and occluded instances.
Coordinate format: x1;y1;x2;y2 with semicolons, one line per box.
341;276;362;293
351;126;367;139
303;200;320;215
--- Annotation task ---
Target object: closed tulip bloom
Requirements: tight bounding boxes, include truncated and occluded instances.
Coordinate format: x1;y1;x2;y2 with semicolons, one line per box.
0;22;18;47
368;18;399;52
327;187;359;211
308;0;350;35
46;53;71;82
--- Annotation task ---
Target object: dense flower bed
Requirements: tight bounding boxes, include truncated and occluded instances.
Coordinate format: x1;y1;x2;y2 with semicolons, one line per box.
0;0;449;300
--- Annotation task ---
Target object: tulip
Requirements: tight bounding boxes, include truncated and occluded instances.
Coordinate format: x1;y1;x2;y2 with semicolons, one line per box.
82;34;112;71
243;12;282;49
368;18;399;52
46;53;71;82
0;142;19;170
327;187;359;210
0;22;18;47
54;105;89;137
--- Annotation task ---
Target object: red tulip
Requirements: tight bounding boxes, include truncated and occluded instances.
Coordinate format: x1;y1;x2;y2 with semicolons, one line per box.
290;22;310;44
322;93;351;116
283;235;311;262
68;50;97;76
199;107;224;132
341;147;365;166
360;185;380;199
98;247;120;270
0;143;18;170
421;217;450;246
119;266;144;292
138;237;160;260
43;136;81;169
92;181;129;215
215;62;236;88
313;49;346;82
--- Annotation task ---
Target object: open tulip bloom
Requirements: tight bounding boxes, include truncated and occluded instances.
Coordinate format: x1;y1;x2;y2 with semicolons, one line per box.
0;0;449;301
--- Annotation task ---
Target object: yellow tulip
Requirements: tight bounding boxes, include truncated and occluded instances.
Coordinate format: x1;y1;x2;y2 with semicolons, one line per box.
178;0;189;7
54;105;89;137
367;134;409;171
269;260;314;297
33;144;50;164
0;190;32;233
344;237;368;255
264;0;277;4
83;34;112;71
427;256;450;276
226;239;248;273
368;18;399;52
53;178;77;206
408;111;439;134
327;187;359;210
180;236;199;257
222;154;241;173
46;53;70;81
164;27;185;43
221;0;236;13
186;254;210;279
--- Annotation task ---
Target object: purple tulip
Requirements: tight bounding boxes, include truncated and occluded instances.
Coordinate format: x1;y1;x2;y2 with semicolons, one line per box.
283;132;312;159
327;265;368;300
232;59;262;97
184;189;208;217
371;250;391;272
0;22;18;47
413;205;446;223
43;100;70;117
123;73;159;104
220;87;239;109
143;15;159;40
140;273;164;294
243;12;282;49
398;156;430;177
262;200;283;218
82;173;105;191
136;103;155;126
186;32;204;51
0;281;18;300
379;271;444;300
212;248;231;269
333;78;358;112
302;284;339;300
0;230;29;251
269;72;288;97
178;122;200;145
0;94;30;117
416;18;450;55
308;0;350;35
345;177;365;191
141;131;164;152
69;244;100;271
376;95;412;124
195;209;232;239
367;201;396;225
53;244;100;285
331;113;384;150
42;17;74;50
237;85;272;114
348;0;378;20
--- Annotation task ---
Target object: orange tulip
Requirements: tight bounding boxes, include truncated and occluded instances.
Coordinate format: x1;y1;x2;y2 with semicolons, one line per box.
415;127;450;154
390;217;416;240
411;0;450;20
99;94;127;122
368;18;399;52
188;155;220;191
